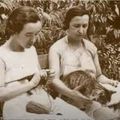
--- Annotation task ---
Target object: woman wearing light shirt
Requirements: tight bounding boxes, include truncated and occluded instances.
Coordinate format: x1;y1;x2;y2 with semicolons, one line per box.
49;7;119;120
0;6;93;120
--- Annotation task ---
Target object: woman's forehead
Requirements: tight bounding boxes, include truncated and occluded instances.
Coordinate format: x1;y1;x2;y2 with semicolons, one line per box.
70;15;89;24
22;21;42;33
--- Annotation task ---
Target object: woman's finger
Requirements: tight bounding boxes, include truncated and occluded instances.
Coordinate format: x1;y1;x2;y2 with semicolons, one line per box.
40;70;47;79
45;69;55;75
109;79;119;87
29;73;41;87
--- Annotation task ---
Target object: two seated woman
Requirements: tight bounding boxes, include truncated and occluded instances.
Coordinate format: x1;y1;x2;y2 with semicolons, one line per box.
0;6;119;120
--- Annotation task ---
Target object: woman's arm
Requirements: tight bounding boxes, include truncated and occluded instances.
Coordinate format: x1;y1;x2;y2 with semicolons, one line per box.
49;47;91;102
94;51;118;86
0;81;33;102
0;59;41;102
0;59;5;87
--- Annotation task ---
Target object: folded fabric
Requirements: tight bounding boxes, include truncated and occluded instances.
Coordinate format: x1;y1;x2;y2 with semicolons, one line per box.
26;101;50;114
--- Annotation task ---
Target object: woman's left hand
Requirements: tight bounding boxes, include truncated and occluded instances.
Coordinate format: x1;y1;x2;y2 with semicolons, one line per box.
46;69;55;85
108;79;119;87
40;69;55;81
40;69;48;80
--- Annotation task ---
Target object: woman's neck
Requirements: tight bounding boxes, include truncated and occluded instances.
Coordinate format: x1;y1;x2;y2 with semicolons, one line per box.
9;36;24;52
67;36;83;47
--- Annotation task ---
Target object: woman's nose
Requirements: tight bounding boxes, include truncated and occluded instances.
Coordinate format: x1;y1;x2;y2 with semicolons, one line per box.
78;27;83;34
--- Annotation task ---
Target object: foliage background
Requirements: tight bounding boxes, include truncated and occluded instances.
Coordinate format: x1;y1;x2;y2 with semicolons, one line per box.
0;0;120;80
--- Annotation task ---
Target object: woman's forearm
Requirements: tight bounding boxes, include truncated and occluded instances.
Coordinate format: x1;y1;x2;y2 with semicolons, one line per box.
52;78;88;100
52;78;73;97
0;80;33;102
97;74;111;84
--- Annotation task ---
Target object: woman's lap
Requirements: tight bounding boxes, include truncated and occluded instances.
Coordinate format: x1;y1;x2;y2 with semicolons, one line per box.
3;88;92;120
52;97;93;119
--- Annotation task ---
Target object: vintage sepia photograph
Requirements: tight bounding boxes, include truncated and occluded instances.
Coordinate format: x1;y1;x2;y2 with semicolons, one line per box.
0;0;120;120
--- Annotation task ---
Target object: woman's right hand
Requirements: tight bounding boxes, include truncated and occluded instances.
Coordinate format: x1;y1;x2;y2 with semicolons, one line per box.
72;90;92;110
29;73;41;88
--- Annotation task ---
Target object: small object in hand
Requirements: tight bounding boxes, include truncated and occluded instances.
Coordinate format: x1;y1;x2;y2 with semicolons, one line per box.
26;101;50;114
45;69;51;75
45;69;54;75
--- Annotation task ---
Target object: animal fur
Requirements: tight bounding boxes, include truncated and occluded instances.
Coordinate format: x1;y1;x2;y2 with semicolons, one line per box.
63;70;114;105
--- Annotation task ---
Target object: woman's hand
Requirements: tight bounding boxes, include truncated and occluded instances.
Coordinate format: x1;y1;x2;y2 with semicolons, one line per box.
97;75;119;87
39;69;48;80
39;69;55;79
38;69;55;85
108;79;119;87
45;69;55;85
29;73;41;88
47;69;55;79
72;90;92;110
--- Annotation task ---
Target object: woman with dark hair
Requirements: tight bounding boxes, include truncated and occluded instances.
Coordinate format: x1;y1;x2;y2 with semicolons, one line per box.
49;7;119;119
0;6;93;120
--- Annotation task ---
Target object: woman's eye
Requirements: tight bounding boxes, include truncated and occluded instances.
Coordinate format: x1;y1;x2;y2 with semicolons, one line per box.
25;33;33;37
83;24;88;28
74;24;80;28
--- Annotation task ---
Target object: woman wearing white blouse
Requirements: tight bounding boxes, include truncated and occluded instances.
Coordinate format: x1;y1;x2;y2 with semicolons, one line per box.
49;7;119;120
0;6;93;120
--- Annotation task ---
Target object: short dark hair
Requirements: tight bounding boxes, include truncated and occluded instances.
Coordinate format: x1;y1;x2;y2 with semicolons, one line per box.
5;6;41;39
63;7;90;30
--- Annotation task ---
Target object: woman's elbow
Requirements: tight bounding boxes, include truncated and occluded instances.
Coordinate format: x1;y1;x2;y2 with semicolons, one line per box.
0;88;9;102
0;95;7;102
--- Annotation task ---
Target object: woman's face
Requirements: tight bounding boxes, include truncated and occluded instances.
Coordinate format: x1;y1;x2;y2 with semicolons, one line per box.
67;15;89;42
15;21;42;49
